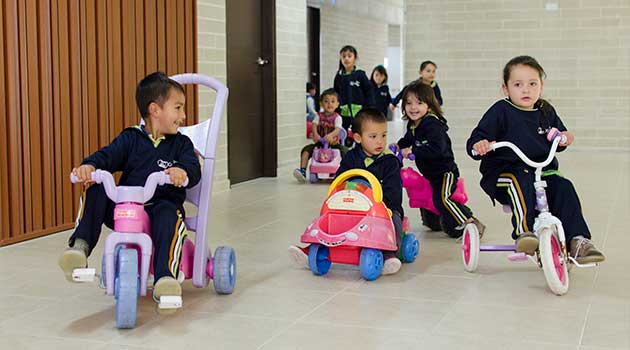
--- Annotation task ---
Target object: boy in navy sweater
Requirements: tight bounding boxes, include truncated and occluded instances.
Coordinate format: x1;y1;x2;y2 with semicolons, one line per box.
396;83;484;238
289;108;404;275
58;72;201;313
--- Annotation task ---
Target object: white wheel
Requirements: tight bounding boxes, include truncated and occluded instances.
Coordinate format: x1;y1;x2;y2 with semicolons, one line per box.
539;227;569;295
461;223;479;272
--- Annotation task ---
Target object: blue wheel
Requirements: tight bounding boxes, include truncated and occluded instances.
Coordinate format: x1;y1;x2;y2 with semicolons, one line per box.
308;244;331;276
115;248;139;329
309;173;318;183
401;233;420;263
213;246;236;295
359;248;383;281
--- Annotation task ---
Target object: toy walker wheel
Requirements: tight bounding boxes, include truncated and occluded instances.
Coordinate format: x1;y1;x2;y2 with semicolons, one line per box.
115;248;139;329
401;233;420;263
359;248;383;281
420;208;442;231
213;246;237;295
100;255;107;289
462;223;480;272
309;173;318;183
539;227;569;295
308;244;331;276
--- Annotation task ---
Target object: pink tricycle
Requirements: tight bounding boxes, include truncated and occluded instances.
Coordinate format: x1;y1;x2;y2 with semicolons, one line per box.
300;169;419;280
308;129;347;183
389;144;469;237
69;74;236;328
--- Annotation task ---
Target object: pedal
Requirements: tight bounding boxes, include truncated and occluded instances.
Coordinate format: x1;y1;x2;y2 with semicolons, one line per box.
72;268;96;282
507;253;529;262
159;296;183;309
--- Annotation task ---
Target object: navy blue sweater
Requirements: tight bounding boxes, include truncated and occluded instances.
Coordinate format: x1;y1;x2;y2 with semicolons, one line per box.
81;126;201;206
333;67;375;117
397;114;458;179
372;83;392;117
392;80;443;106
335;147;403;216
466;99;567;200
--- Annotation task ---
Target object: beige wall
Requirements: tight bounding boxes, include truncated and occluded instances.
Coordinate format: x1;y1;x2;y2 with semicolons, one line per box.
404;0;630;150
197;0;229;192
319;1;403;89
276;0;309;168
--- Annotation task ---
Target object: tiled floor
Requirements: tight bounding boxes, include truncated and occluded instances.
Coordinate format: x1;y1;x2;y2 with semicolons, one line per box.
1;120;628;349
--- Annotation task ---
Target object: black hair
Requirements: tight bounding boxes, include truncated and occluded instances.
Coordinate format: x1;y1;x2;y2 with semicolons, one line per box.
352;107;387;135
338;45;358;72
319;88;338;102
401;82;444;121
502;55;553;120
419;60;437;72
136;71;185;119
306;82;316;92
370;65;388;85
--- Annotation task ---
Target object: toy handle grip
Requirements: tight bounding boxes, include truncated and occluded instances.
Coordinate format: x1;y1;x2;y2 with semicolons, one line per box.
388;143;415;161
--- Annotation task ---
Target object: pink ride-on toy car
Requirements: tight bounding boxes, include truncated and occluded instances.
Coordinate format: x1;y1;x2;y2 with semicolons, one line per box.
463;128;599;295
69;74;236;329
389;144;469;237
299;169;419;280
308;129;347;183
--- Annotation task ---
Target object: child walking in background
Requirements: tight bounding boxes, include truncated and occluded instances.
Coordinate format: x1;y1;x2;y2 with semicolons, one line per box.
333;45;375;146
391;60;443;110
466;55;604;263
396;82;485;238
294;89;346;182
371;65;392;120
306;82;318;122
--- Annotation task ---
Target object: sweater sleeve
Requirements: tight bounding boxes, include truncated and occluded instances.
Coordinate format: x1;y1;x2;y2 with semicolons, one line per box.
466;103;502;160
333;73;343;105
361;71;375;107
172;136;202;189
391;85;406;106
396;123;413;149
380;157;403;214
81;129;131;172
433;83;443;105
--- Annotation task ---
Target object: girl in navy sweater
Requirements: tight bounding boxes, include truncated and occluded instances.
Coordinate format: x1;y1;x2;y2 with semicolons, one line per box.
370;65;392;120
467;55;604;263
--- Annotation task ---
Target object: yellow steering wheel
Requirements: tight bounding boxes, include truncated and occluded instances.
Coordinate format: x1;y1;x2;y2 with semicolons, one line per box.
327;169;383;203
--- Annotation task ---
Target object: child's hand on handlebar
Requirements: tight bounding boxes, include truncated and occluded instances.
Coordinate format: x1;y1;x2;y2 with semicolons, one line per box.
401;147;413;159
560;131;574;147
324;134;335;144
72;164;96;187
165;167;188;187
472;140;496;156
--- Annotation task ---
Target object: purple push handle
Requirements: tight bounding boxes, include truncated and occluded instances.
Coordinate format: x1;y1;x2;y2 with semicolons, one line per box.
70;170;189;203
388;144;415;161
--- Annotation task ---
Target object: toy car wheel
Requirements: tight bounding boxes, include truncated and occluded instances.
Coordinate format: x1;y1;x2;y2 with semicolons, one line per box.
100;254;107;289
420;209;442;231
462;223;479;272
359;248;383;281
115;248;139;329
309;173;318;184
213;246;237;295
401;233;420;263
539;227;569;295
308;244;331;276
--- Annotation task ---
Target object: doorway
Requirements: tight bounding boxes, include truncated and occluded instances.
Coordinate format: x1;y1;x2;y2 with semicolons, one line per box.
226;0;277;185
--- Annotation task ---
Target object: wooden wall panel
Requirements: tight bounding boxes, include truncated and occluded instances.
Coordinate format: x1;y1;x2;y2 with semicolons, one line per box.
0;0;197;246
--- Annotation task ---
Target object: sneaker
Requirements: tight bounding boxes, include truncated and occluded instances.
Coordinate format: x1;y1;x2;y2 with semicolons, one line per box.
471;217;486;239
570;237;605;264
293;168;306;183
288;245;309;269
153;276;182;315
58;238;89;282
515;232;539;255
382;257;402;275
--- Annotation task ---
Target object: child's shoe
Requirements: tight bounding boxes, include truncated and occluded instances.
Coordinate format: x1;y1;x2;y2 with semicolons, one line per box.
153;276;182;315
382;257;402;275
58;238;89;282
293;168;306;183
288;245;309;269
471;217;486;239
570;236;605;264
515;231;539;255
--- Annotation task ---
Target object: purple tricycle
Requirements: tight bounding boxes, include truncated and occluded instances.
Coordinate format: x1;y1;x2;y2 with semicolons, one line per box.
464;128;597;295
69;74;236;328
